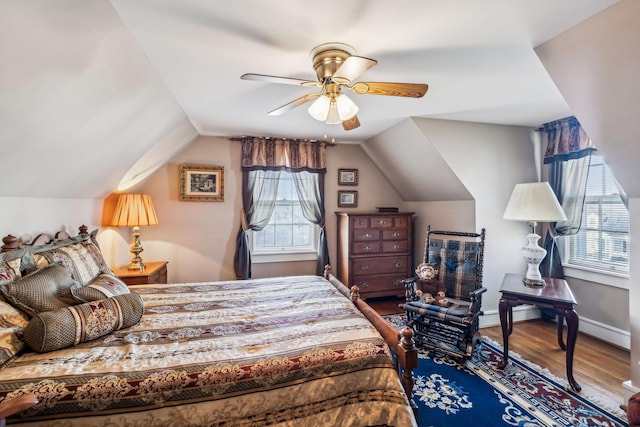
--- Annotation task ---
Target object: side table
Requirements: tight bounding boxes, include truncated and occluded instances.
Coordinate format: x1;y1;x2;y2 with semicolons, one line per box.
114;261;168;286
497;273;581;392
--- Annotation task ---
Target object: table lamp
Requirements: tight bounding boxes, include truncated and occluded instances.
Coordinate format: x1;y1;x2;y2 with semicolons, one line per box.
111;193;158;271
503;182;567;287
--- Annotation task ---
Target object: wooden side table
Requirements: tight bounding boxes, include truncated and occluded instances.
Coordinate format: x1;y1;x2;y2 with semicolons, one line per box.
497;273;581;392
114;261;168;286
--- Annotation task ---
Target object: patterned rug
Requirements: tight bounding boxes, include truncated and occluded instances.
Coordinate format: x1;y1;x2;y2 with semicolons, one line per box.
383;314;628;427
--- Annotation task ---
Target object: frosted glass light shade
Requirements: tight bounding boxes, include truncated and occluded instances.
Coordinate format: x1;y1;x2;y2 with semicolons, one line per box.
308;93;358;123
308;95;330;121
335;93;358;120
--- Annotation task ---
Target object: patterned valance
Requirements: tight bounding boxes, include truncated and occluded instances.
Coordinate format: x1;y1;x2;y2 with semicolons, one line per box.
543;116;596;164
240;137;327;172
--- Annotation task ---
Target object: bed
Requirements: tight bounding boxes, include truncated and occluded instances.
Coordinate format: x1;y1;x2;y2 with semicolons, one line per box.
0;226;418;426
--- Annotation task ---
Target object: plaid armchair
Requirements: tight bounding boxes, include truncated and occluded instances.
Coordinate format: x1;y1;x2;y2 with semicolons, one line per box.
402;226;486;361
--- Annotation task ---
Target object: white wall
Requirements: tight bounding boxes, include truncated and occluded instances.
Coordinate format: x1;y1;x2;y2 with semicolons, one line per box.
0;198;103;245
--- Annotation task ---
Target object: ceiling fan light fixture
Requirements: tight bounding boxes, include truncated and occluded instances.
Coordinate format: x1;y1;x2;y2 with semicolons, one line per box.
335;93;358;120
325;100;342;124
308;95;330;121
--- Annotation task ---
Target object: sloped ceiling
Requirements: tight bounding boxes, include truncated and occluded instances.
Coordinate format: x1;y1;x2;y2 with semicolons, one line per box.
0;1;197;198
0;0;620;199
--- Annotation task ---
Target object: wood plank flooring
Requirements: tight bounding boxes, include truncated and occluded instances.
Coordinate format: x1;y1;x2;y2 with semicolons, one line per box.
367;297;630;409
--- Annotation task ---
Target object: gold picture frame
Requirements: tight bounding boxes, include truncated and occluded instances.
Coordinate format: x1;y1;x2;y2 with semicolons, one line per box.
338;168;358;186
179;163;224;201
338;190;358;208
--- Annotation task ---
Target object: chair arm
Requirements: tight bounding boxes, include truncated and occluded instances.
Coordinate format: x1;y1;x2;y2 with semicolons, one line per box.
0;394;38;426
468;286;487;299
467;286;487;314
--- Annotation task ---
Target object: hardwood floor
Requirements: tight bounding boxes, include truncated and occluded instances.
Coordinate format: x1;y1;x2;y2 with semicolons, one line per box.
367;296;630;409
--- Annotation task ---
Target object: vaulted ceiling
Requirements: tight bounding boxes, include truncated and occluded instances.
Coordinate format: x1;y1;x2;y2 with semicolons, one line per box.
0;0;619;198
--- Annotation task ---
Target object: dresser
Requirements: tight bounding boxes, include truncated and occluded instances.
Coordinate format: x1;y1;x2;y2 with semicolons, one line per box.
114;261;168;286
335;212;414;299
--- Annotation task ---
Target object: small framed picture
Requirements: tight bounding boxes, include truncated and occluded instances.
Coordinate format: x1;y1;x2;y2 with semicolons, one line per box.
338;190;358;208
338;168;358;186
180;163;224;201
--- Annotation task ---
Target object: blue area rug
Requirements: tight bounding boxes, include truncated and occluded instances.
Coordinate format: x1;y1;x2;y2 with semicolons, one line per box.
383;314;628;427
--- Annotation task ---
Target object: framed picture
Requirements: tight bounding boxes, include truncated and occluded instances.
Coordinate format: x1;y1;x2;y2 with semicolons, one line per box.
338;190;358;208
179;163;224;201
338;168;358;186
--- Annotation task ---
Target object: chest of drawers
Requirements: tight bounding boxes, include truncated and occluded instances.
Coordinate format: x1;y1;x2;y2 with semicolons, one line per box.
335;212;414;299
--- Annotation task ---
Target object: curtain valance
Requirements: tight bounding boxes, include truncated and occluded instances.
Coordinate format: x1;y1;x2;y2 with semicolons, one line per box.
543;116;596;164
240;137;327;172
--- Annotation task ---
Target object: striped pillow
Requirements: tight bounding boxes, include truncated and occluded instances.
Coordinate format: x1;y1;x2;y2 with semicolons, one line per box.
23;293;144;353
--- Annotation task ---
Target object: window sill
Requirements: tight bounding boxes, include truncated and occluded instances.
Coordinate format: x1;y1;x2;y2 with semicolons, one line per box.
563;264;629;290
252;251;318;264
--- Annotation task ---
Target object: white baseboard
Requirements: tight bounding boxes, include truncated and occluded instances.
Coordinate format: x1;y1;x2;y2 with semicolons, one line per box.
623;380;640;404
480;305;540;328
480;307;630;350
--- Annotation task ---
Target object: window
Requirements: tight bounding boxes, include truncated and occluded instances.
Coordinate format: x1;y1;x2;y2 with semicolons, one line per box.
252;171;318;258
567;155;629;274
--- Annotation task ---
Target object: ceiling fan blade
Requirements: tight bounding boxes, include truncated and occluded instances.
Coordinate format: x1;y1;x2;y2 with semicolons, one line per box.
331;56;377;84
342;115;361;131
267;92;322;116
241;73;321;88
350;82;428;98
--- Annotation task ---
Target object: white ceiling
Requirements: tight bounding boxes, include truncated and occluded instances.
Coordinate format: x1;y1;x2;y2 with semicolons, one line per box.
0;0;619;198
110;0;618;142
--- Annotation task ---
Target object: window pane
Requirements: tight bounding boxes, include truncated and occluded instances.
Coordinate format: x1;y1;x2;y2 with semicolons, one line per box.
568;155;629;273
253;171;316;253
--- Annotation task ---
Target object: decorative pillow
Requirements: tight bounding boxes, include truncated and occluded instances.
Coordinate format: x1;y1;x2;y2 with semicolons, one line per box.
0;249;34;286
71;273;130;303
0;263;76;317
30;230;113;286
23;293;145;353
0;301;30;368
428;242;479;300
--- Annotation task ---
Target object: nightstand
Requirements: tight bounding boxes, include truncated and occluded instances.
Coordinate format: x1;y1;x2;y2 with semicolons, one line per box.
114;261;168;285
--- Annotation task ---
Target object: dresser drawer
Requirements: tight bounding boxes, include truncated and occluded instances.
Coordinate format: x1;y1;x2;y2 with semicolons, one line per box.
352;241;380;255
370;217;394;228
382;229;408;241
353;228;380;242
352;255;410;276
382;240;409;253
352;274;405;296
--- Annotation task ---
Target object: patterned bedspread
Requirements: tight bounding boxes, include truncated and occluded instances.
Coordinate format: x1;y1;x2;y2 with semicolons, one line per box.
0;275;417;426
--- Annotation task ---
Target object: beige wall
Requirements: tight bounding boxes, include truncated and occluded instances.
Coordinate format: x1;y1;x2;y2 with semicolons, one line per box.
536;0;637;395
111;137;405;283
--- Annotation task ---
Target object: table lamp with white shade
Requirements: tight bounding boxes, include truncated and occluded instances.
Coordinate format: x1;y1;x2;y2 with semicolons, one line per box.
503;182;567;287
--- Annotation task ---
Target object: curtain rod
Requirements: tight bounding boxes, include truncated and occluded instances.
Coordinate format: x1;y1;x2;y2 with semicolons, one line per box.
228;136;336;145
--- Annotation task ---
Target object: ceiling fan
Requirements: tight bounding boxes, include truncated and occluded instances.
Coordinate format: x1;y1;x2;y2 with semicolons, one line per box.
241;43;428;131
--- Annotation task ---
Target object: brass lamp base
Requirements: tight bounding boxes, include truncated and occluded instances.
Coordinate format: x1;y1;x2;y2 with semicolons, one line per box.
128;226;146;271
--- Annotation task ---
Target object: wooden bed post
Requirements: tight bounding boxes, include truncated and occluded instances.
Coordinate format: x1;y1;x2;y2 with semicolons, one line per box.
323;265;419;417
1;235;19;252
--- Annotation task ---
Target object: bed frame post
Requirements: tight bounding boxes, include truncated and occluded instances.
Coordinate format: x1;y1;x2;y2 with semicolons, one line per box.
323;264;419;417
1;235;19;252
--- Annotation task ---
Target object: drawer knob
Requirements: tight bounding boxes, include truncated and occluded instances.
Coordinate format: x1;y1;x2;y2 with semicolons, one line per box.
360;264;369;271
394;279;403;285
392;232;400;238
393;262;402;269
360;282;369;288
364;233;372;239
377;220;386;225
363;245;371;252
392;244;400;250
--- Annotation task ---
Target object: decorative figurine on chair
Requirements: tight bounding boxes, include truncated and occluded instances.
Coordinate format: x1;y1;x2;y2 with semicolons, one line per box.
414;263;446;304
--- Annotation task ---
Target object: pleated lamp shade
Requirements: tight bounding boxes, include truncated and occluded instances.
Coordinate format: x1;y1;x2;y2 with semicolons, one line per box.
110;193;158;271
111;194;158;227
